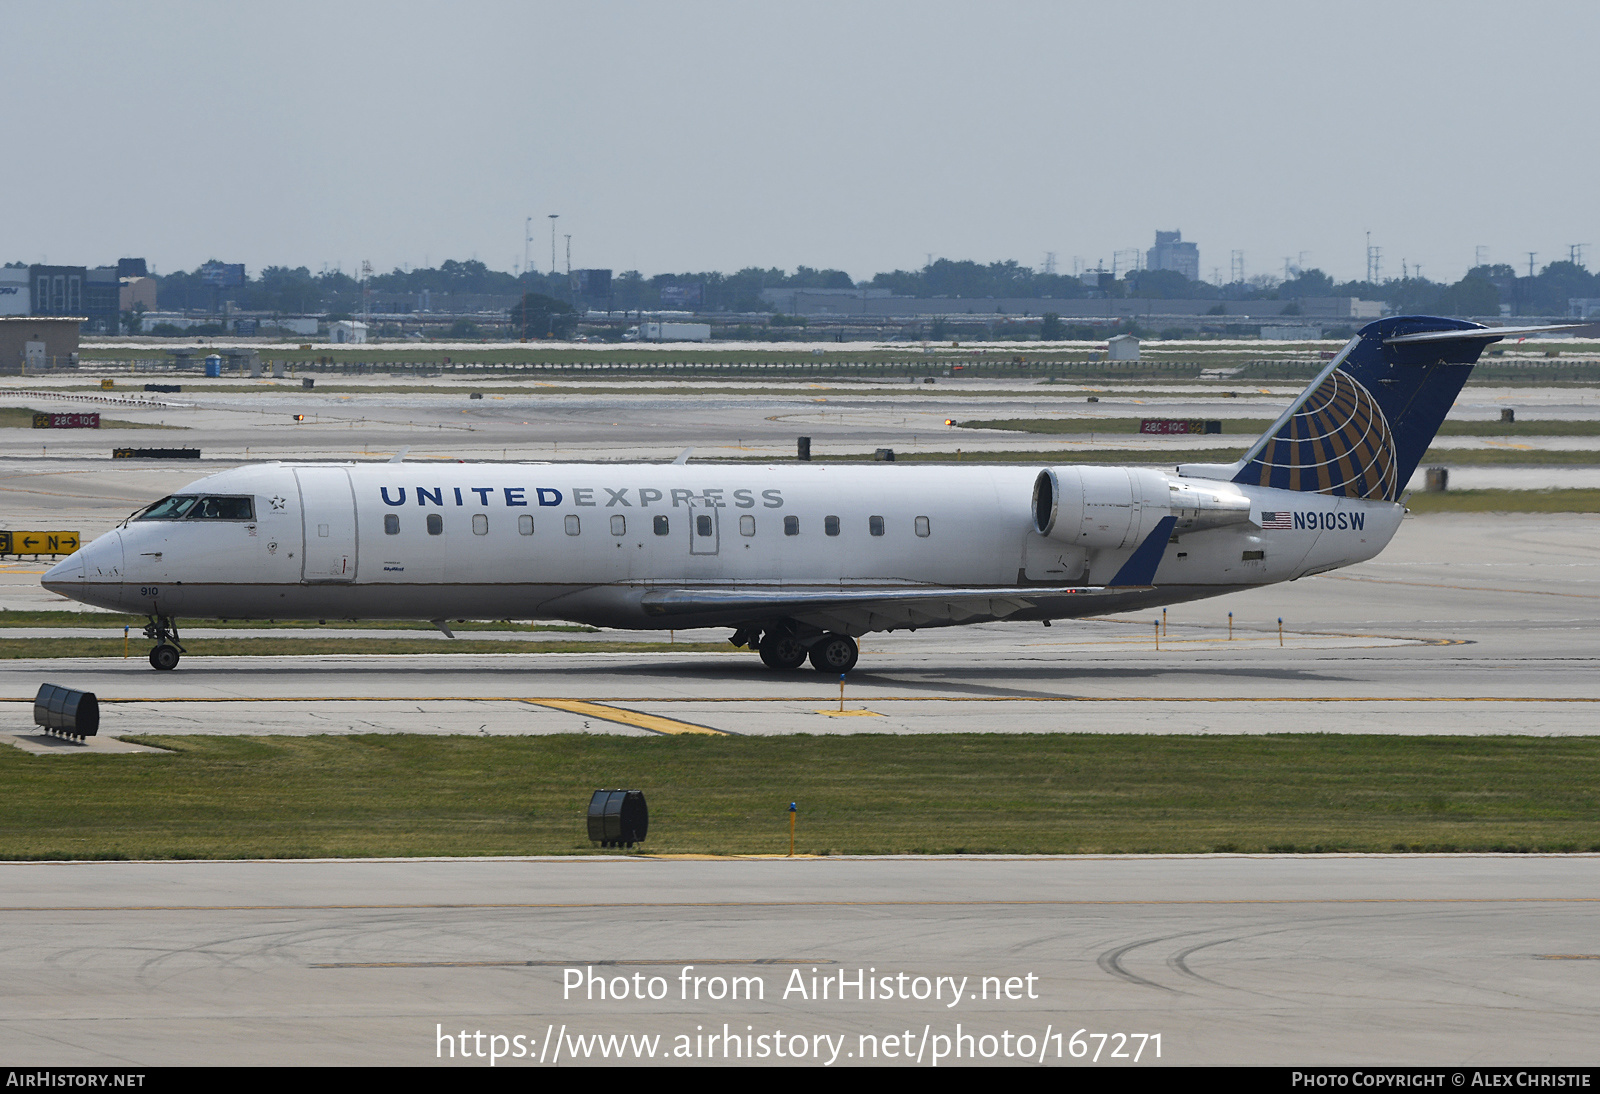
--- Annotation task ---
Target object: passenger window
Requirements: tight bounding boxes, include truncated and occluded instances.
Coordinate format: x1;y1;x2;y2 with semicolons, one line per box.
384;514;399;535
518;514;534;535
610;514;626;536
565;515;581;536
869;515;885;536
472;514;488;535
915;516;931;537
653;515;670;536
739;514;755;536
784;516;799;536
696;515;713;537
824;515;840;536
427;514;443;535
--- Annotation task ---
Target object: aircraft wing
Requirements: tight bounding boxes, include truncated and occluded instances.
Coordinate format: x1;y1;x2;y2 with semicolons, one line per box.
638;514;1176;633
638;582;1147;633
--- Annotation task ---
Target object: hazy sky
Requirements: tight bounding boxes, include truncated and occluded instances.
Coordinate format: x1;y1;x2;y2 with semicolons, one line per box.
7;0;1597;284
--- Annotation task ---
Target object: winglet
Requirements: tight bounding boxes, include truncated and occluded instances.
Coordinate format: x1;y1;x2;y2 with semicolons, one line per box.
1108;516;1177;587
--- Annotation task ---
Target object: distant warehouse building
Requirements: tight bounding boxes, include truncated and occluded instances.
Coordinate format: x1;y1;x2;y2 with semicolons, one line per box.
0;317;82;374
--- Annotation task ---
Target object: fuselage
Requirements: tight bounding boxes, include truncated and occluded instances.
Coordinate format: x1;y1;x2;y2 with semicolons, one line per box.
43;460;1402;633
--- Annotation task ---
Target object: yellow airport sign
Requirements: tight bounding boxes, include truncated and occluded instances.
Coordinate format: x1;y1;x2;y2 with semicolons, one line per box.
0;531;80;555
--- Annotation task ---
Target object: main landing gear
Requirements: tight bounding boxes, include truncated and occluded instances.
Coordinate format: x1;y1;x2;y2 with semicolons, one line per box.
742;628;859;674
144;615;185;671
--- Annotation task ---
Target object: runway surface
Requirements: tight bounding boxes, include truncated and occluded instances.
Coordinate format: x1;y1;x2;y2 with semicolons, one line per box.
2;854;1597;1066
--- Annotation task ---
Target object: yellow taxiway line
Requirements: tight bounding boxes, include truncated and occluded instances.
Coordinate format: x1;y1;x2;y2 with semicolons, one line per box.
519;698;727;735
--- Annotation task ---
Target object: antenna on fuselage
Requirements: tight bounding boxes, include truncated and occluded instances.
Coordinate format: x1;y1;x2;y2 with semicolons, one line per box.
389;447;411;464
672;447;694;465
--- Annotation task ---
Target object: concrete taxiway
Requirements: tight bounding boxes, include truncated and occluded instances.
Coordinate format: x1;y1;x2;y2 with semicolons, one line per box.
1;512;1594;740
1;854;1597;1066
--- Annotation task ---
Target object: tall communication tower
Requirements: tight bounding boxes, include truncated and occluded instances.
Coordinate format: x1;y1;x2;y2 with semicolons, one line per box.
1043;252;1057;276
1475;245;1488;270
1570;243;1588;268
548;214;559;275
1230;251;1245;284
359;259;373;326
1527;252;1538;278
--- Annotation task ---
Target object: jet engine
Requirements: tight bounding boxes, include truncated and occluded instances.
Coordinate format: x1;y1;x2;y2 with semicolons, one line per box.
1032;466;1252;549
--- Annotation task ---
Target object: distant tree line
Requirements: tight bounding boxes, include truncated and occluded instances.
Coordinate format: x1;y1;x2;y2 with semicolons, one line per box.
124;255;1600;319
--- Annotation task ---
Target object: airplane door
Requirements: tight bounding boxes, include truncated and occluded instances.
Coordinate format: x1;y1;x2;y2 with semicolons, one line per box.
687;499;720;556
295;467;358;582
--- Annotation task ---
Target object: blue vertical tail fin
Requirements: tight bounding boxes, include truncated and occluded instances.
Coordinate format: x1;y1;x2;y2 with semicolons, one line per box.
1231;316;1528;501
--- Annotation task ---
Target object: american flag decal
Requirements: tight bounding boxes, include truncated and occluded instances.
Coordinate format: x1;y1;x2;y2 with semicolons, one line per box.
1260;511;1293;529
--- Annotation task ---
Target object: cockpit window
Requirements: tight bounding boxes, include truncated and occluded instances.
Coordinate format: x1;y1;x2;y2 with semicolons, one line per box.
133;495;255;521
190;496;255;520
134;495;200;521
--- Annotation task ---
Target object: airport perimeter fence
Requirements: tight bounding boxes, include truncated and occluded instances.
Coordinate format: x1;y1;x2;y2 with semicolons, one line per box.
80;357;1324;382
74;355;1600;383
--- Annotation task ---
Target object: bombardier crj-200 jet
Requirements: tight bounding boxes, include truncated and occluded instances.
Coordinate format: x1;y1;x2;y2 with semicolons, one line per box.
43;316;1581;672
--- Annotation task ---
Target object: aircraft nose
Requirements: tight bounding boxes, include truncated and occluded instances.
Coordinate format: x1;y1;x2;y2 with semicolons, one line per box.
43;530;122;593
41;553;83;591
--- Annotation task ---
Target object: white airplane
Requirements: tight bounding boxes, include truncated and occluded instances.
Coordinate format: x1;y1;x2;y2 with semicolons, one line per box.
42;316;1578;672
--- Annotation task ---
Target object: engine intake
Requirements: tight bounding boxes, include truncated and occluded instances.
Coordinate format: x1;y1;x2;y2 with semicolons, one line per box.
1033;467;1251;549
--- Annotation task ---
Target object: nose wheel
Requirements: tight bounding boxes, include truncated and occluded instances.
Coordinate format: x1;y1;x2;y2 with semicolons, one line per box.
143;615;186;671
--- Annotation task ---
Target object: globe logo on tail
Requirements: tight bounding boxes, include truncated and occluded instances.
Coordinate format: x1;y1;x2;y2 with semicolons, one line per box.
1241;369;1398;501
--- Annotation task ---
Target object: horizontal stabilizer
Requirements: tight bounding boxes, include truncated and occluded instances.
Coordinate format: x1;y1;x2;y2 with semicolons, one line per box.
1384;322;1594;345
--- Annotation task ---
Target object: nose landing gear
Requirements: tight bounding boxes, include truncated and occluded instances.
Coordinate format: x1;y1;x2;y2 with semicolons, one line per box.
143;615;185;671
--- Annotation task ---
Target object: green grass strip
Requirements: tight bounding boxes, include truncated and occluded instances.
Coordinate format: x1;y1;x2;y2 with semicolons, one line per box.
1403;489;1600;513
1;734;1597;859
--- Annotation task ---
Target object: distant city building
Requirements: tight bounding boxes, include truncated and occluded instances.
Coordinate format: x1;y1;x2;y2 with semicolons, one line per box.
0;268;28;317
119;277;158;313
83;267;121;332
29;265;84;317
574;269;612;298
759;287;893;313
1146;231;1200;281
